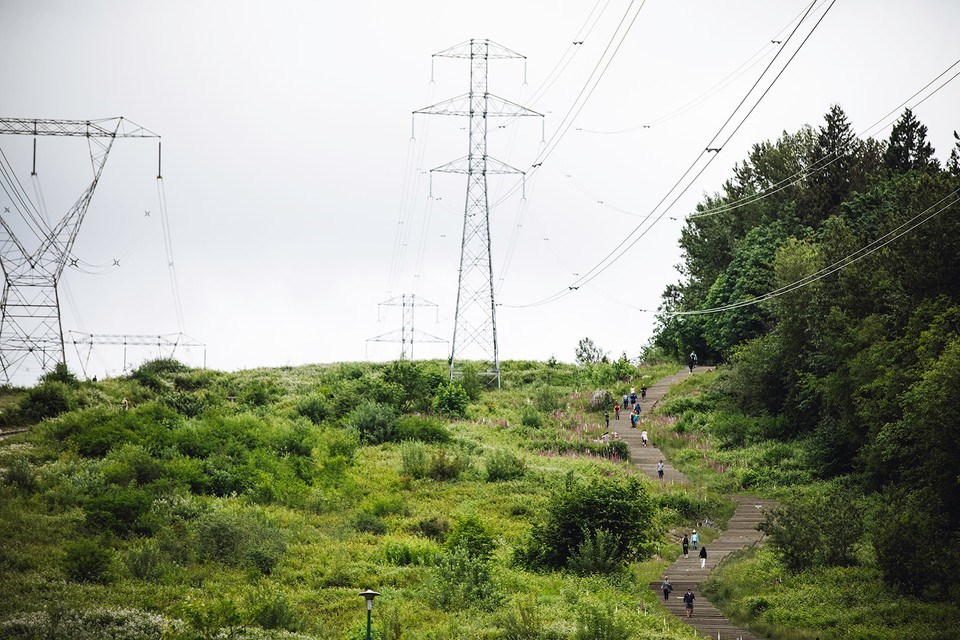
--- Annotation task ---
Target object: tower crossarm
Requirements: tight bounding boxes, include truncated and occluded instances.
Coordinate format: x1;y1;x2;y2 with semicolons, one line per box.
431;156;524;175
433;39;526;60
0;117;160;139
414;94;542;119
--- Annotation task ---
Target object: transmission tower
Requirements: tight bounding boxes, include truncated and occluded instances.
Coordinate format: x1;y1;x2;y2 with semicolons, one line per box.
415;39;542;387
0;117;159;383
367;294;446;359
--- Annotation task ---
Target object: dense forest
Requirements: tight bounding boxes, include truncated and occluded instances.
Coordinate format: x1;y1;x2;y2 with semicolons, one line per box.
652;106;960;600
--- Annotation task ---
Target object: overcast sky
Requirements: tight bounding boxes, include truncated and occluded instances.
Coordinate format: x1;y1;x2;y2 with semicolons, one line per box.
2;0;958;382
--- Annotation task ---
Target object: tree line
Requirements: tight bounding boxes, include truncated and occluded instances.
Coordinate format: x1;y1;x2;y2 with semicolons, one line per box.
652;106;960;598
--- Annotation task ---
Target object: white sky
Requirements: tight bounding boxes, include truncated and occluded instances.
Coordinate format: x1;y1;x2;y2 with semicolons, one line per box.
2;0;959;382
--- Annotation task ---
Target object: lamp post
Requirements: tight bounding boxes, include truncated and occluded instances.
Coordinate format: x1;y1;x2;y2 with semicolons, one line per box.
359;589;379;640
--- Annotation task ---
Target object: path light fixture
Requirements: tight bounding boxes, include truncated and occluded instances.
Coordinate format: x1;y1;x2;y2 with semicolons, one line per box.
359;589;380;640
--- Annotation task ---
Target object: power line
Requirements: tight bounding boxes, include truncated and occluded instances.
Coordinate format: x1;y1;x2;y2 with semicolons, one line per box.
502;0;833;309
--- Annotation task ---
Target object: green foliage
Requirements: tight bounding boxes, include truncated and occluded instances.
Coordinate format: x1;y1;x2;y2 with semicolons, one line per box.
445;515;496;560
39;362;79;386
499;596;545;640
346;399;397;444
519;405;543;428
353;510;388;535
295;392;329;424
433;380;469;417
399;441;429;479
382;537;439;566
2;457;38;492
428;547;499;611
84;486;154;536
246;585;300;631
63;539;115;583
193;509;286;573
573;602;633;640
518;475;655;571
485;449;526;482
427;446;470;481
18;380;76;423
575;337;606;365
566;528;624;576
394;414;451;442
759;483;864;573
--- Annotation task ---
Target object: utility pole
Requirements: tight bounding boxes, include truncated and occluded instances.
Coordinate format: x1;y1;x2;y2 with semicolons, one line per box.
415;39;542;387
367;294;446;359
0;117;159;383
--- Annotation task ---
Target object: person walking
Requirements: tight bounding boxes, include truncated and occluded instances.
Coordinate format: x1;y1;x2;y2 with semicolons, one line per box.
604;411;610;428
630;412;638;429
691;530;698;550
640;384;647;401
661;577;672;602
630;391;638;407
640;429;648;447
657;460;664;480
614;403;620;420
622;393;629;409
682;534;689;558
699;545;707;569
683;589;695;618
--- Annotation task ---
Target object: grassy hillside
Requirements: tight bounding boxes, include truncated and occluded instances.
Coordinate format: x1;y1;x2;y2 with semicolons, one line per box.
0;357;722;640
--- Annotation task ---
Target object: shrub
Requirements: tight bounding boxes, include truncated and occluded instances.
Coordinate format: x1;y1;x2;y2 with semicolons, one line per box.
500;596;545;640
39;362;79;386
382;537;440;566
0;607;182;639
518;475;655;571
415;516;450;541
434;381;469;418
84;487;153;536
399;441;429;479
519;405;543;429
246;585;300;631
353;511;387;535
428;547;499;611
18;381;75;423
485;449;526;481
3;457;37;492
395;414;451;442
573;603;633;640
346;400;398;444
296;393;329;424
428;446;469;481
122;539;168;581
193;509;286;573
366;494;407;517
532;386;560;413
566;529;623;575
445;515;496;560
64;538;114;583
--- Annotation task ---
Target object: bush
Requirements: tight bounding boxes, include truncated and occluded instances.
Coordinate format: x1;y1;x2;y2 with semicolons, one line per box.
19;381;75;423
84;487;153;536
395;414;451;442
485;449;526;482
428;547;499;611
434;381;469;418
415;516;450;541
346;400;398;444
428;446;469;481
566;529;624;575
500;596;545;640
193;509;286;574
399;441;429;479
246;585;300;631
573;603;633;640
3;457;37;492
122;539;168;581
382;537;440;566
518;475;655;571
353;511;387;535
519;405;543;429
296;393;329;424
64;538;114;583
445;515;496;560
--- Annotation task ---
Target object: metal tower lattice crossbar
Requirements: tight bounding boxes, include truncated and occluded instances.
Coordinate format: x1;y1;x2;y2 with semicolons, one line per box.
415;39;542;387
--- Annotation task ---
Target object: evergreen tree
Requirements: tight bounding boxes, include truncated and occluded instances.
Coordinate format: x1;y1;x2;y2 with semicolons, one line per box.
804;104;858;221
947;130;960;176
883;108;939;173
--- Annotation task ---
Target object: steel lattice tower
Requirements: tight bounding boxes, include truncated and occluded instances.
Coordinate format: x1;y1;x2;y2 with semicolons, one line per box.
0;118;159;383
366;294;446;359
415;40;541;386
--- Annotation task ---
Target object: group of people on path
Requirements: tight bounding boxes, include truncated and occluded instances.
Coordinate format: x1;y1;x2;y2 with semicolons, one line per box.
660;578;698;619
681;530;706;567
